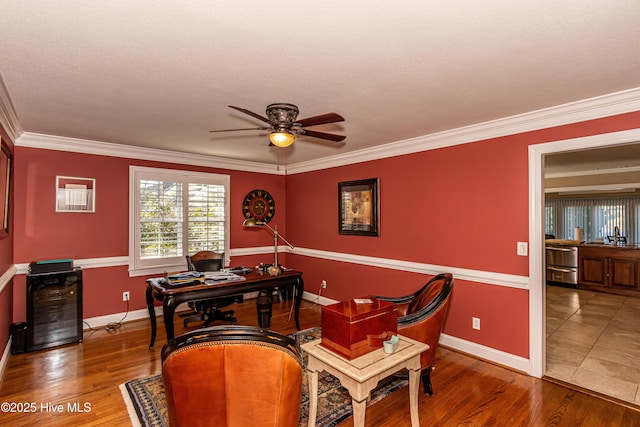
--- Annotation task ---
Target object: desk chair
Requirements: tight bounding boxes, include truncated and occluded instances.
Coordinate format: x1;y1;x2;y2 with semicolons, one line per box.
372;273;454;395
180;251;244;327
162;325;303;427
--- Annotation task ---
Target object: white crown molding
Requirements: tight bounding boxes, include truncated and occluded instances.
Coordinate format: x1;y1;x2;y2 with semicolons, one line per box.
16;132;284;175
8;88;640;175
0;73;23;142
287;87;640;174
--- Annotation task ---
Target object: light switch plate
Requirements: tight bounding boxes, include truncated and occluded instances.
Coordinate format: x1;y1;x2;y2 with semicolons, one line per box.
517;242;528;256
472;317;480;330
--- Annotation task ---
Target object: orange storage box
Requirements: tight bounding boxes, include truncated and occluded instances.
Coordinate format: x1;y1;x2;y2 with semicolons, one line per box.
321;298;397;360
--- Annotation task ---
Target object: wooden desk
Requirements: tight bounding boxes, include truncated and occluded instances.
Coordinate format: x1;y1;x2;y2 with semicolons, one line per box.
302;335;428;427
146;269;304;348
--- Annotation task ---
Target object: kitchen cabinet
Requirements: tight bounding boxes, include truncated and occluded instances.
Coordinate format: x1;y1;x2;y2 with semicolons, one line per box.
578;246;640;296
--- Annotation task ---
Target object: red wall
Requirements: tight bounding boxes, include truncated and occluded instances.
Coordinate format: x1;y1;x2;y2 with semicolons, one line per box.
0;125;14;351
7;110;640;359
285;111;640;358
12;148;287;321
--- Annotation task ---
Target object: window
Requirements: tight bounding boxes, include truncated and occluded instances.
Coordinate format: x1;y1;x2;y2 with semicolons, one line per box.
545;196;640;243
129;166;230;276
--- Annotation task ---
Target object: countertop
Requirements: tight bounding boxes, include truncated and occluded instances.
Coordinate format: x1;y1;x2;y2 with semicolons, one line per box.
546;239;640;250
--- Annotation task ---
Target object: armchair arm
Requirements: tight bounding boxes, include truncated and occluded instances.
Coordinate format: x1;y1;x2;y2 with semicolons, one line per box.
370;294;415;304
370;294;414;317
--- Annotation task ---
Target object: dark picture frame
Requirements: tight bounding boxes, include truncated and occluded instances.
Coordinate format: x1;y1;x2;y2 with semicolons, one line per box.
338;178;379;236
0;137;11;238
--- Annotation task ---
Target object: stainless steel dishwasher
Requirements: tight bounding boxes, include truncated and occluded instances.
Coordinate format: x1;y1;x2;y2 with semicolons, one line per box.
545;245;578;287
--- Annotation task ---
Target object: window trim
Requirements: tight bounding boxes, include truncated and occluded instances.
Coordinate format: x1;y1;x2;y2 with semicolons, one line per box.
128;166;230;277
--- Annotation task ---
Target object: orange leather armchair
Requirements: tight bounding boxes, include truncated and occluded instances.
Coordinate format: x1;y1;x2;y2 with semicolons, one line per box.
161;325;303;427
372;273;453;395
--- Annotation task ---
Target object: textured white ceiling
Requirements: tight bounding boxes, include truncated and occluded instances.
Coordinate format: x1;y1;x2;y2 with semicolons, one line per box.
1;1;640;166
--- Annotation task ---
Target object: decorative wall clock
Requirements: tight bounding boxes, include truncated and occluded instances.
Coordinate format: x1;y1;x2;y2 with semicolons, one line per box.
242;189;275;223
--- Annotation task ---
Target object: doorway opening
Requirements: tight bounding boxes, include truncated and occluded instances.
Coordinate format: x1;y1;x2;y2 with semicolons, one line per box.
529;128;640;404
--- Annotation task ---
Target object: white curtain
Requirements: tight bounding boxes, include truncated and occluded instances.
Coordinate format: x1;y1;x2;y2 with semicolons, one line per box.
545;196;639;243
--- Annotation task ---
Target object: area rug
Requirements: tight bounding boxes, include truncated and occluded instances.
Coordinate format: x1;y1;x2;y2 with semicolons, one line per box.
120;327;409;427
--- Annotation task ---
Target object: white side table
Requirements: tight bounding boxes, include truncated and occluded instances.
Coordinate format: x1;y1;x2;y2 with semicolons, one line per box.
301;335;428;427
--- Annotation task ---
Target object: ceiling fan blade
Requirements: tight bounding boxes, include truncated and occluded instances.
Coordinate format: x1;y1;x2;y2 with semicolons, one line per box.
209;127;270;133
299;129;346;142
297;112;344;127
228;105;272;124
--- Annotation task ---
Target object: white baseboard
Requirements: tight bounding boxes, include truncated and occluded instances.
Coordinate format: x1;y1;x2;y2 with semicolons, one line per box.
439;333;530;373
83;306;163;330
2;293;530;391
83;291;326;330
5;295;532;378
301;291;530;373
0;337;10;389
302;291;337;306
59;295;537;378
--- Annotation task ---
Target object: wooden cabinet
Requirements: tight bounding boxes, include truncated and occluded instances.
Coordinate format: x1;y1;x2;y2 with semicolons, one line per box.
578;246;640;296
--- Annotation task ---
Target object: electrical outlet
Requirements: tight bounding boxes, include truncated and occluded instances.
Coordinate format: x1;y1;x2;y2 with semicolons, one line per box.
517;241;528;256
472;317;480;330
123;291;130;302
320;280;327;289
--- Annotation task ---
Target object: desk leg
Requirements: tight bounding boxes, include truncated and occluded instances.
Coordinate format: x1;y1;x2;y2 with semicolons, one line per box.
307;369;319;427
146;285;156;348
294;276;304;330
352;398;367;427
408;368;421;427
163;296;177;342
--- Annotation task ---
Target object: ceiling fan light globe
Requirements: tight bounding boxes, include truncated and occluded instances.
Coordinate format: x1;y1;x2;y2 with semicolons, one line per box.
269;132;295;147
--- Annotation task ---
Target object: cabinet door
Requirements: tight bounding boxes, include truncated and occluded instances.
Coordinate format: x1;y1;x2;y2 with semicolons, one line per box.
579;255;608;287
610;257;640;290
27;270;83;352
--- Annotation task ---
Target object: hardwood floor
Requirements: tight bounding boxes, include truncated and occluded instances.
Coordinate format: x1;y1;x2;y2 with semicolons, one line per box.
2;297;640;426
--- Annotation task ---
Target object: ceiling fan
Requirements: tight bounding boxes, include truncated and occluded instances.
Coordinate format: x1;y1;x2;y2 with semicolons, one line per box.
210;103;345;147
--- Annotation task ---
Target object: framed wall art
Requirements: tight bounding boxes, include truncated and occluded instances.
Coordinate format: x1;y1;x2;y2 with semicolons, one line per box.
0;137;11;238
338;178;379;236
56;176;96;213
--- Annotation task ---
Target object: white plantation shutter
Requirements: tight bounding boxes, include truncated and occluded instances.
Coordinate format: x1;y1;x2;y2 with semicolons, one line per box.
187;183;226;254
139;179;183;259
129;166;230;276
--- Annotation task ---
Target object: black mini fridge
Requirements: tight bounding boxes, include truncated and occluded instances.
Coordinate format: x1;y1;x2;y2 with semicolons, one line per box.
26;268;83;352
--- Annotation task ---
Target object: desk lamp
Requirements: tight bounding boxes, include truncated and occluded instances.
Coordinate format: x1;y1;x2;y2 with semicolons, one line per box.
242;218;294;276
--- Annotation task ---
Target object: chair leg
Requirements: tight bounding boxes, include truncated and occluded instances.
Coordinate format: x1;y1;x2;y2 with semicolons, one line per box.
421;366;434;396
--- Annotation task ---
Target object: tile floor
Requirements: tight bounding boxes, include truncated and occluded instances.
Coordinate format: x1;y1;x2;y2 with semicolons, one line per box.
546;285;640;404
